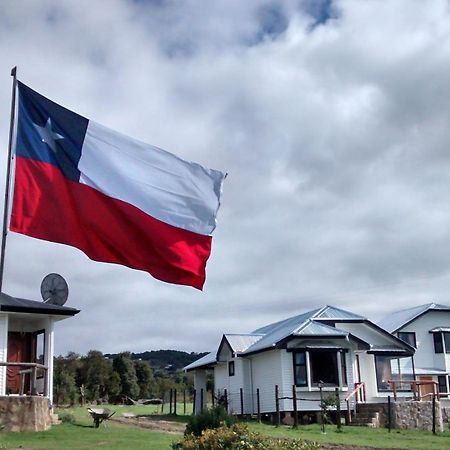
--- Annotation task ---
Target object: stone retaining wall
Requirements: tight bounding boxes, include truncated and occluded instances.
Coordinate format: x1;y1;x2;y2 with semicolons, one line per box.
392;401;443;432
0;396;52;432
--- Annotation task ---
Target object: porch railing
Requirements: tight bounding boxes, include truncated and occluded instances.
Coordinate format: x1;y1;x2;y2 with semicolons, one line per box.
345;382;365;424
0;362;48;396
388;379;439;401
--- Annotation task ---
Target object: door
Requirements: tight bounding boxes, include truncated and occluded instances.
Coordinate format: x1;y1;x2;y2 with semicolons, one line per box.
6;332;34;394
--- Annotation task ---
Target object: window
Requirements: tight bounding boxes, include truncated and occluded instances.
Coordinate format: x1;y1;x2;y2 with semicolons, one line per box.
228;361;235;377
444;332;450;354
433;332;444;353
438;376;448;396
398;332;416;348
294;349;343;387
375;356;414;391
310;351;338;386
293;351;307;387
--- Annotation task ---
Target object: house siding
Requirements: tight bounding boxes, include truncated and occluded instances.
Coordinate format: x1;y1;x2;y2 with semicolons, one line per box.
250;349;283;413
399;310;450;374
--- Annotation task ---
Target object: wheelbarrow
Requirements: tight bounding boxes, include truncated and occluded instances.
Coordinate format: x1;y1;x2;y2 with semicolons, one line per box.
87;407;116;428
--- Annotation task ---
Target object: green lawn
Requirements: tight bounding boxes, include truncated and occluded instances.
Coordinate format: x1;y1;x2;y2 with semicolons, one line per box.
248;422;450;450
0;405;179;450
0;405;449;450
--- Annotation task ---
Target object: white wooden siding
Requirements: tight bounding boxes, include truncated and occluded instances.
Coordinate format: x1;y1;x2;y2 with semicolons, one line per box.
250;349;283;413
399;310;450;373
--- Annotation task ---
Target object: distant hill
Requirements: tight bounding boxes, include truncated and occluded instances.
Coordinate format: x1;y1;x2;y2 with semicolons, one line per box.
104;349;208;370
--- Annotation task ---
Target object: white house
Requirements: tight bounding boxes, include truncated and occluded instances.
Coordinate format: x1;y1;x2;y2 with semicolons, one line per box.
0;291;79;431
378;303;450;399
185;305;415;418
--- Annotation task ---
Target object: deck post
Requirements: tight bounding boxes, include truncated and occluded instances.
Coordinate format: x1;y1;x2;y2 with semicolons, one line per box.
240;388;244;416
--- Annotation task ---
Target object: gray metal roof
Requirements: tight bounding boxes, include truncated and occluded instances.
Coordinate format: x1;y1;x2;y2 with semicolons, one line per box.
224;334;263;353
0;292;79;316
293;320;349;336
429;327;450;333
378;303;450;333
314;305;366;321
184;352;216;371
244;305;365;355
185;304;412;371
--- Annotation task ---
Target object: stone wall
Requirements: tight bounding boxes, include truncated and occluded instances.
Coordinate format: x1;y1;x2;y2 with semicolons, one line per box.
0;396;52;432
392;400;443;432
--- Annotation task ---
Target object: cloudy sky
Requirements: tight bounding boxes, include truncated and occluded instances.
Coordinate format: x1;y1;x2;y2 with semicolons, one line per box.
1;0;450;356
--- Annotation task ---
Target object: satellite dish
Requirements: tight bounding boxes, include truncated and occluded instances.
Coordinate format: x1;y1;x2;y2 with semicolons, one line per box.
41;273;69;306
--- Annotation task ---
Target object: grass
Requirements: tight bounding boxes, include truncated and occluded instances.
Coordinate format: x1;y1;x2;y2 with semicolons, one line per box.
248;421;450;450
0;404;180;450
0;405;449;449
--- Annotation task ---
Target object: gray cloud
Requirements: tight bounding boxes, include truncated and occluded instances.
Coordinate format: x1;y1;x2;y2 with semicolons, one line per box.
1;0;450;355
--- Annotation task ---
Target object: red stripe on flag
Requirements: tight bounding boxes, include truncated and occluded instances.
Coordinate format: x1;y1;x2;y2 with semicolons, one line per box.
11;157;212;290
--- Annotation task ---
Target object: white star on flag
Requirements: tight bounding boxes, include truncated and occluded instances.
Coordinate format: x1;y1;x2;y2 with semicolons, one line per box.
33;118;64;153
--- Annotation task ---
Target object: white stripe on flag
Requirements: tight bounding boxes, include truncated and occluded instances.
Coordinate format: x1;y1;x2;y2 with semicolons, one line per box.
78;121;224;235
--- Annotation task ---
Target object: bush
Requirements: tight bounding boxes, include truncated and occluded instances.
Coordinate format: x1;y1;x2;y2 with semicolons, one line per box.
58;412;76;424
185;406;235;436
172;423;320;450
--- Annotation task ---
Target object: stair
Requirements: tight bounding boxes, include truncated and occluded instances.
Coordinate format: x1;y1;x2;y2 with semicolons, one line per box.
350;403;388;427
50;413;61;425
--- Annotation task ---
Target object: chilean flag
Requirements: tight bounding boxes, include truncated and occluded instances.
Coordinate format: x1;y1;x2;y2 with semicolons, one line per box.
10;82;226;290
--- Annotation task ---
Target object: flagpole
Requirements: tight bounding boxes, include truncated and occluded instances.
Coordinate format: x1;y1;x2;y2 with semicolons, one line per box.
0;67;18;293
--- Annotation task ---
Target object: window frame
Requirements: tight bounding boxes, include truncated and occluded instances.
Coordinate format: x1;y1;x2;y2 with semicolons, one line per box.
433;332;444;354
397;332;416;348
292;349;346;389
228;361;235;377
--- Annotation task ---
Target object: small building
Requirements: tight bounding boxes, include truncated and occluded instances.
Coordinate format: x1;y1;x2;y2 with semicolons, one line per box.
378;303;450;400
185;305;415;418
0;292;79;431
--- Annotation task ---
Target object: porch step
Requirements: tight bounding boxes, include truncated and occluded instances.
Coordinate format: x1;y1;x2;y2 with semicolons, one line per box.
350;403;388;428
51;413;61;425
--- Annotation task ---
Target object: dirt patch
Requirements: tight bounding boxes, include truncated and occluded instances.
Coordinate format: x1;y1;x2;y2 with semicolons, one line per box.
111;416;185;434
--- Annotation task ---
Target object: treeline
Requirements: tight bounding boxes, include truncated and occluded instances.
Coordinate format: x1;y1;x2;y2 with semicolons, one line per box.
53;350;195;406
104;349;208;371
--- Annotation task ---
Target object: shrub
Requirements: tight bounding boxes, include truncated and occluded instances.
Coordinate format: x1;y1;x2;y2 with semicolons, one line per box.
172;423;320;450
58;412;76;424
185;406;235;436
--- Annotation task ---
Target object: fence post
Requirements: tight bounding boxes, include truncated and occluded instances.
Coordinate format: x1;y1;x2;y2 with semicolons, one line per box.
432;394;436;435
224;389;228;412
174;389;177;415
192;389;196;415
183;389;186;415
387;395;391;432
240;388;244;416
211;388;215;407
293;385;298;428
200;388;204;413
275;384;280;427
335;387;341;431
257;388;261;423
169;389;173;415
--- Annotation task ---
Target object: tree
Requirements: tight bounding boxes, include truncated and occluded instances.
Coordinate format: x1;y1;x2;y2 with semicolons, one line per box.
81;350;113;402
54;356;78;406
112;352;139;400
134;360;154;399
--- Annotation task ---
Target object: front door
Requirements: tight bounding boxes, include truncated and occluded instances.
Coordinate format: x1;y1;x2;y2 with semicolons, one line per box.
6;332;35;394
